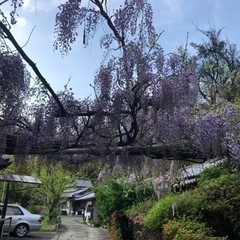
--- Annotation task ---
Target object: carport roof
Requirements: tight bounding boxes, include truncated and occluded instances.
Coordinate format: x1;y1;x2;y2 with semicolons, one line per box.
0;174;42;184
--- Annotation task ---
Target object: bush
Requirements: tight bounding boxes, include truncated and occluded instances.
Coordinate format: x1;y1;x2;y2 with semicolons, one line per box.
133;163;240;239
200;173;240;239
89;219;101;227
144;172;240;238
197;163;230;186
144;189;205;230
60;210;67;215
123;201;156;240
144;194;179;229
126;200;155;217
94;178;156;224
94;178;125;223
27;205;44;214
177;189;205;218
162;219;227;240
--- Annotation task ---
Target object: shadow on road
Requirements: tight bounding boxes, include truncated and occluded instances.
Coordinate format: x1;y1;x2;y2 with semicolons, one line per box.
1;232;56;240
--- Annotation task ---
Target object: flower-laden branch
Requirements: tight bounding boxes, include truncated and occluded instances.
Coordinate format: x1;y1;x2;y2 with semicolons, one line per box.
0;21;67;116
92;0;125;47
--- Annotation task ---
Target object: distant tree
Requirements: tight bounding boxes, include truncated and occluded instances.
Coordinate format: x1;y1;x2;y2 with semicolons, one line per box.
30;159;74;222
191;27;240;105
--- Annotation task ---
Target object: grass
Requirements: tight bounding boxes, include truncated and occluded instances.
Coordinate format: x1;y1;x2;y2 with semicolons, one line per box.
40;215;84;232
40;220;57;232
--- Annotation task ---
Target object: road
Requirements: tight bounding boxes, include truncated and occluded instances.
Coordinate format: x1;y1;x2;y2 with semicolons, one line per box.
1;232;56;239
52;216;110;240
1;216;109;240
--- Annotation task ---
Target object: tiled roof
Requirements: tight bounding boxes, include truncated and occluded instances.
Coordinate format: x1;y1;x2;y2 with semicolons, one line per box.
182;159;224;179
61;179;93;199
61;187;89;198
74;192;95;200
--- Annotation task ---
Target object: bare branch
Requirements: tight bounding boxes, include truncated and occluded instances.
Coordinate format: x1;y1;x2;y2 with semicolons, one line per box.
21;25;36;49
0;0;8;6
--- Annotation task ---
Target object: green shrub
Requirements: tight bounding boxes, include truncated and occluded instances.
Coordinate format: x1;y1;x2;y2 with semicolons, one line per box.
94;178;125;223
94;178;156;224
177;189;205;218
60;210;67;216
200;173;240;238
233;221;240;238
27;205;44;214
144;194;179;229
89;219;101;227
162;219;227;240
126;200;155;217
124;201;155;240
144;189;206;230
197;163;230;186
141;167;239;238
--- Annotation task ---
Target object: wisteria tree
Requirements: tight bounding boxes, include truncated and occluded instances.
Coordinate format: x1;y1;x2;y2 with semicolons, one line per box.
52;0;240;164
0;0;239;169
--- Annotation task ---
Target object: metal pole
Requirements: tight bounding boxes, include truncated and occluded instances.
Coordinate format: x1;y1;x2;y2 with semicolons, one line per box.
1;182;5;203
0;182;10;238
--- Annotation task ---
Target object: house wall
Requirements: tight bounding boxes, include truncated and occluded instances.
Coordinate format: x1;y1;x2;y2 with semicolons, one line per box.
84;200;99;222
61;198;98;222
60;180;98;219
66;200;73;215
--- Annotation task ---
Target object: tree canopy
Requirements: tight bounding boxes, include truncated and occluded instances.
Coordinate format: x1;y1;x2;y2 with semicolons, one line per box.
0;0;239;166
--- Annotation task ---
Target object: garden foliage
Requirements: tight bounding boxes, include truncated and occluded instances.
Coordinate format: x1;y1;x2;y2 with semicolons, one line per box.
143;165;240;239
94;177;156;224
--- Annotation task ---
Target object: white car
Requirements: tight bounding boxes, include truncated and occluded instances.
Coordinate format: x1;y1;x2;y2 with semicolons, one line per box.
0;204;42;238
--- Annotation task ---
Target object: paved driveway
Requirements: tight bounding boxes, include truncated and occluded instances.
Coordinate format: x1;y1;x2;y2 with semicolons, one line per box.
1;216;109;240
1;232;56;239
52;216;109;240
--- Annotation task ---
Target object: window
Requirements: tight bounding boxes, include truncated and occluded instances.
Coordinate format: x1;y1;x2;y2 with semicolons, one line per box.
6;206;23;215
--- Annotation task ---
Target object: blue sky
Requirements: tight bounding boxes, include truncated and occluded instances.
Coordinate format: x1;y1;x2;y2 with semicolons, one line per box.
2;0;240;99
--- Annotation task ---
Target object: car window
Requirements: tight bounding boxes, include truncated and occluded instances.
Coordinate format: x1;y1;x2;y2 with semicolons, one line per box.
6;206;23;215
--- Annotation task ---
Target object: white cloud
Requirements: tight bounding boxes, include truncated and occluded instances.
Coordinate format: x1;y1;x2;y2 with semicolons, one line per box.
22;0;66;13
153;0;184;27
17;17;28;27
22;0;31;9
10;17;33;46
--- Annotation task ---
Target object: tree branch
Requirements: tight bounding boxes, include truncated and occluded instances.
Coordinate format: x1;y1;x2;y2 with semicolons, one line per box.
93;0;125;47
0;21;66;116
0;0;8;6
47;144;209;163
4;134;209;163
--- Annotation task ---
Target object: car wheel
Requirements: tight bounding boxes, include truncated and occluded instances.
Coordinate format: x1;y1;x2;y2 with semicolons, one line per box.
14;223;29;238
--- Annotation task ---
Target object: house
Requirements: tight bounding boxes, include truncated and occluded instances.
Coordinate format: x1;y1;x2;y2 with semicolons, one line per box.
171;159;224;191
60;179;98;221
